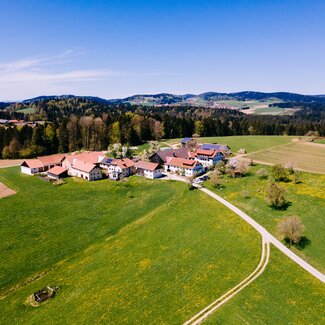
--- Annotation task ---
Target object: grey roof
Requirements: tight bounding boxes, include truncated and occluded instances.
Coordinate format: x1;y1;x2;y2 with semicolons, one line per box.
181;137;194;144
151;147;190;163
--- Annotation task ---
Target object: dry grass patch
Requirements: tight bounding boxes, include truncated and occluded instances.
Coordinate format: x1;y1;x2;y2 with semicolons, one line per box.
248;142;325;174
0;182;16;198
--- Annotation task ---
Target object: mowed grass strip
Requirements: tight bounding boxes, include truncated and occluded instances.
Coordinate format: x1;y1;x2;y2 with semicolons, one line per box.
0;177;261;323
205;165;325;272
0;167;181;292
205;246;325;325
249;142;325;174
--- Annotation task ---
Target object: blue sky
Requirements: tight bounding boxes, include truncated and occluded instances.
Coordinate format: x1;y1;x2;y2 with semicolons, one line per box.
0;0;324;100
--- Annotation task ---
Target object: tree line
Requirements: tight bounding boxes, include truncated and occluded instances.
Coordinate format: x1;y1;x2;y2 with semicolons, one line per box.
0;98;324;159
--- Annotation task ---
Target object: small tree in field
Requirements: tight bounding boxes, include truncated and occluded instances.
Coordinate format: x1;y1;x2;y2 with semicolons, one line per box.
265;182;286;209
293;170;301;184
256;168;268;179
210;170;222;188
271;164;288;182
277;216;305;247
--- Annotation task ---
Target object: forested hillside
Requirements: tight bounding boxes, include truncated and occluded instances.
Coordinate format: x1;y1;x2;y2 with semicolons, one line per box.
0;97;324;159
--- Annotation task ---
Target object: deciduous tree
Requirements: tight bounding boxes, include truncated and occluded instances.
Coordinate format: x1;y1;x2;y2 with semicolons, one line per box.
271;164;288;182
277;216;305;246
265;182;286;209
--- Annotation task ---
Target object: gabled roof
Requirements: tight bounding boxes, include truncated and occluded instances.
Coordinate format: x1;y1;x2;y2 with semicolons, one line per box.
37;154;66;166
71;159;97;173
166;157;202;170
135;161;161;171
47;166;67;176
70;151;106;164
151;147;190;163
111;158;135;169
21;159;43;169
196;149;221;158
181;137;194;144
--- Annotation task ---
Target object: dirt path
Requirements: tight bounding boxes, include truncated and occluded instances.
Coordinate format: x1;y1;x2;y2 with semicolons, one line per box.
0;182;16;198
183;239;270;325
162;172;325;322
199;186;325;283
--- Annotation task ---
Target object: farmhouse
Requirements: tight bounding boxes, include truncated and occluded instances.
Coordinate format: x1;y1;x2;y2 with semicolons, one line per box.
106;158;136;180
20;154;65;175
149;148;190;165
135;161;163;179
195;149;223;167
20;159;44;175
47;166;68;180
68;159;102;181
165;157;203;177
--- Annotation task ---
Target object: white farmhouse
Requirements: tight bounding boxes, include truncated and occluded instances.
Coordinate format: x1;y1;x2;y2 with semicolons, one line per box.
20;154;65;175
68;159;102;181
135;161;163;179
165;157;203;177
195;149;223;167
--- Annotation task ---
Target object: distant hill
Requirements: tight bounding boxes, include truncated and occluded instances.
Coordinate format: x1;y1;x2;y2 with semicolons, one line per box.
22;95;109;105
0;102;12;110
107;91;325;106
3;91;325;112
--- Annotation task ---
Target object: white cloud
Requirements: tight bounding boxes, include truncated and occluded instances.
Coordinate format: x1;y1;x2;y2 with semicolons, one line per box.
0;49;177;100
0;49;112;85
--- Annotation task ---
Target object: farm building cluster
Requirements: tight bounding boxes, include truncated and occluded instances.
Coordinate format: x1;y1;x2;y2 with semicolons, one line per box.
20;138;229;181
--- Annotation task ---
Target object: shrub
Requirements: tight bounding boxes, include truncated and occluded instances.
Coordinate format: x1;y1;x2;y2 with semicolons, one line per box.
271;164;288;182
256;168;268;179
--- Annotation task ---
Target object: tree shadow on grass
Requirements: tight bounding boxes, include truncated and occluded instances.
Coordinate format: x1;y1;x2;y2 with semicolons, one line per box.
270;201;292;211
295;236;312;250
284;236;311;250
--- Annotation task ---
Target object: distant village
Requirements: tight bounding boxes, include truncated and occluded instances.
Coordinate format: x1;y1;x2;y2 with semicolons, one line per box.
20;137;230;182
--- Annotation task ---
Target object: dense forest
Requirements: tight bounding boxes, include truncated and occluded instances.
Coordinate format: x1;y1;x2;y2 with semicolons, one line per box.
0;97;324;159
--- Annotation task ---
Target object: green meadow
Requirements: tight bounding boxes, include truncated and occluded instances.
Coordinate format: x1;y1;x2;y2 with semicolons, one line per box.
0;163;324;323
205;247;325;324
0;167;261;323
205;165;325;272
163;135;297;154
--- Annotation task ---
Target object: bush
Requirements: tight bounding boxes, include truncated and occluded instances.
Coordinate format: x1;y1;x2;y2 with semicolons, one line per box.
241;190;250;198
271;164;288;182
256;168;268;179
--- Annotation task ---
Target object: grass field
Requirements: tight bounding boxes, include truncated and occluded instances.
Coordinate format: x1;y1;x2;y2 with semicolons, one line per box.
205;246;325;324
252;106;293;115
205;165;325;272
248;142;325;174
0;167;262;323
313;138;325;144
163;135;298;154
16;107;36;114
